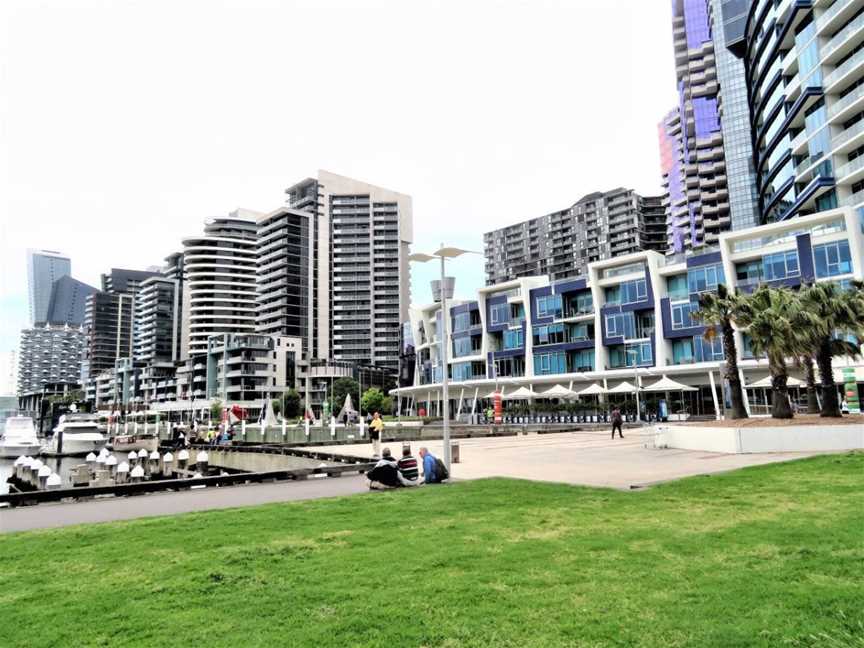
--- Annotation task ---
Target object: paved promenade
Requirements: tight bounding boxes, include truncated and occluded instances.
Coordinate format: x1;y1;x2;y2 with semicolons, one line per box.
316;429;821;489
0;474;370;534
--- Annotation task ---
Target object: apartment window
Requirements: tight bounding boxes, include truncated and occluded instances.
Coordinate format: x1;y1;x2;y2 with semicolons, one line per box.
571;349;595;372
609;342;652;368
762;250;799;281
672;339;695;365
452;312;471;333
452;337;475;358
671;302;696;330
503;328;524;350
534;352;567;376
532;323;565;346
489;302;509;325
813;240;852;278
697;335;724;362
666;275;688;301
605;279;646;305
603;262;645;278
735;260;763;285
687;264;725;293
536;294;563;318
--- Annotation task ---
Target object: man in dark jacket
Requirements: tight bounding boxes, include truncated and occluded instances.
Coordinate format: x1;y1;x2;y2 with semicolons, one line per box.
611;407;624;439
397;445;419;484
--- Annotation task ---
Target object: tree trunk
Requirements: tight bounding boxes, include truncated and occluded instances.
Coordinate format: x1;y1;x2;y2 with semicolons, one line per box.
770;360;794;419
816;338;841;417
803;355;820;414
722;321;748;419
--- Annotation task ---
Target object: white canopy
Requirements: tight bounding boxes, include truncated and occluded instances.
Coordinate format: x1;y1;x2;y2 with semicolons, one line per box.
576;382;606;396
483;388;505;399
747;375;803;389
607;381;637;394
502;386;536;400
538;384;578;399
643;376;699;392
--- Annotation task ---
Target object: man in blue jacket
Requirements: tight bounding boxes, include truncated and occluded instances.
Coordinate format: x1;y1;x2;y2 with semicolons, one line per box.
419;447;439;484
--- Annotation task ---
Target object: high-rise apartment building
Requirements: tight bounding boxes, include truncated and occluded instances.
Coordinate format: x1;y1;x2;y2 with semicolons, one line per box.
483;188;667;285
18;324;85;394
81;292;136;385
728;0;864;222
26;249;71;325
286;170;413;372
659;0;759;252
181;211;260;358
44;276;97;327
256;206;313;352
133;276;180;365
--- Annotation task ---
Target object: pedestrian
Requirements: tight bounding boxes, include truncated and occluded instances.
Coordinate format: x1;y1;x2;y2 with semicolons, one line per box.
611;407;624;439
369;411;384;457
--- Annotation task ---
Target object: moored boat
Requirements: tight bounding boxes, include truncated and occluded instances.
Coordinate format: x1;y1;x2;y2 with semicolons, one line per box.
109;433;159;453
0;416;42;458
43;412;108;456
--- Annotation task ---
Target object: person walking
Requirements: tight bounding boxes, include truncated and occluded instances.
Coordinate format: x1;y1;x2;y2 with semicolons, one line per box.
611;407;624;439
369;411;384;457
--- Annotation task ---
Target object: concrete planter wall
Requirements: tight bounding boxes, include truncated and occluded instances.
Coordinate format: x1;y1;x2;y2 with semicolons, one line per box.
654;424;864;454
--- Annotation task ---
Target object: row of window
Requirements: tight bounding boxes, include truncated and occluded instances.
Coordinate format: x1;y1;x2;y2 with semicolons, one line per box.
605;279;647;306
533;349;595;375
609;342;652;369
605;312;654;340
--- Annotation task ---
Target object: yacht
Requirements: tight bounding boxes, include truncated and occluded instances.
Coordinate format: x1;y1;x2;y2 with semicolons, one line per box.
109;432;159;453
44;412;108;456
0;416;41;458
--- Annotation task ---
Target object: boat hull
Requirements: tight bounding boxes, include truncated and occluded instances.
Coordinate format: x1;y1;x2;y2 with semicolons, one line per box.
0;442;43;458
109;435;159;453
42;435;108;457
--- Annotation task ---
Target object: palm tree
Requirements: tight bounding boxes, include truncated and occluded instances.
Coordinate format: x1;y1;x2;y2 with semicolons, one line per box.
692;284;748;419
797;354;820;414
799;281;864;417
736;285;810;419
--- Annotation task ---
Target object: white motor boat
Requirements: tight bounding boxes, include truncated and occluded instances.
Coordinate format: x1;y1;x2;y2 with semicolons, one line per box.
109;433;159;453
44;412;108;456
0;416;42;458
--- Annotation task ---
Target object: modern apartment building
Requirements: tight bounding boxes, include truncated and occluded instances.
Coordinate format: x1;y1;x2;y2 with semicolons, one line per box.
398;207;864;418
26;249;71;325
133;276;180;365
285;170;413;372
729;0;864;222
483;188;667;285
81;291;136;388
659;0;759;253
256;206;313;352
180;211;260;358
101;268;160;296
17;324;85;394
43;276;97;327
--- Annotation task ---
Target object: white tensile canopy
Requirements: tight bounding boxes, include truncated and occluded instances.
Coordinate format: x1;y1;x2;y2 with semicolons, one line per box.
336;393;358;421
538;384;578;399
483;388;505;399
576;382;606;396
643;376;699;392
502;386;536;400
747;375;803;388
607;381;637;394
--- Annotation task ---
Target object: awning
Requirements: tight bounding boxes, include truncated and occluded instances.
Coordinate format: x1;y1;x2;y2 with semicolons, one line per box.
502;386;536;400
576;382;606;396
642;376;698;392
747;376;803;389
538;384;578;399
607;381;637;394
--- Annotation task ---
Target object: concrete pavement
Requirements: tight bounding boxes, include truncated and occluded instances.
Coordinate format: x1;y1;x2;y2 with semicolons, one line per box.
314;429;821;489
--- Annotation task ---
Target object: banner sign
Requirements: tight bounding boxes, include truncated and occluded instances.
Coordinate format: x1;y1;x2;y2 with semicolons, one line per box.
843;367;860;414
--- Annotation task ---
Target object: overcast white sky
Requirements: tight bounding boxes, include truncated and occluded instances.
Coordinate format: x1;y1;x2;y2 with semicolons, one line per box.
0;0;677;366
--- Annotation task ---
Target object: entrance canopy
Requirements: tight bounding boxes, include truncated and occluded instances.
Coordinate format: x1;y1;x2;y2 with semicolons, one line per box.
576;382;605;396
607;381;637;394
538;384;578;399
746;376;803;389
502;386;535;400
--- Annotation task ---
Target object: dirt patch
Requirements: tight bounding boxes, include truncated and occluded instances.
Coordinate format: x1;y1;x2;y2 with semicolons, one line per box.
682;414;864;428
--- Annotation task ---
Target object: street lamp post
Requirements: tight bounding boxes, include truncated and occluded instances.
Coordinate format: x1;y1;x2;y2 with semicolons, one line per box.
627;348;641;423
408;245;478;472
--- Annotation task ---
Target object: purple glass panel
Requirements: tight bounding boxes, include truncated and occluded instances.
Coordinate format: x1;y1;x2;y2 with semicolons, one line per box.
683;0;711;49
692;97;720;137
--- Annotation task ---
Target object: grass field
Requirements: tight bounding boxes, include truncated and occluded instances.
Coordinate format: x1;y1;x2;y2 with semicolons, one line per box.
1;454;863;647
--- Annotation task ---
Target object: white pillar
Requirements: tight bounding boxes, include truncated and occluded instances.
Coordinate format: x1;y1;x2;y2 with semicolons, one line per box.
144;420;149;436
329;416;336;438
359;415;365;438
134;421;139;435
282;418;287;440
738;366;751;416
241;419;247;439
708;370;721;420
304;417;311;437
456;388;465;419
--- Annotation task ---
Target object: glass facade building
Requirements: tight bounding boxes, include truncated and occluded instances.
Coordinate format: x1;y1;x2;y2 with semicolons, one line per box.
731;0;864;222
26;249;71;325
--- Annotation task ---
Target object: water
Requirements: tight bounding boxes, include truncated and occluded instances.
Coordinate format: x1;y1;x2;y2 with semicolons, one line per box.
0;455;88;495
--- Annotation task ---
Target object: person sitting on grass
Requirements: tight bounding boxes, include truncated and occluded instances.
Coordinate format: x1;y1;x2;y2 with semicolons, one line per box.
397;445;419;486
367;447;401;490
418;447;449;484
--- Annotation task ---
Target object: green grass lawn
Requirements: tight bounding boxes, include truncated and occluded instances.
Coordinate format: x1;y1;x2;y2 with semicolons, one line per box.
2;454;863;647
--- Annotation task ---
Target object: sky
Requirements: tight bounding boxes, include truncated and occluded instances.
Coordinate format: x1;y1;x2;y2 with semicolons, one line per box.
0;0;678;363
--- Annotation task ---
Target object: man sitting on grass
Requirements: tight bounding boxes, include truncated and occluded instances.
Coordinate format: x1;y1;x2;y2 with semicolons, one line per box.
397;445;419;485
367;448;418;489
419;447;448;484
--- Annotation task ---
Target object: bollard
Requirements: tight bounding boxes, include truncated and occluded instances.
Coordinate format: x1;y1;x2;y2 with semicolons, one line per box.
37;464;51;489
304;417;310;437
130;464;145;483
116;461;130;484
13;455;26;480
359;417;365;438
137;449;149;474
46;472;62;490
196;450;209;475
178;449;189;469
330;416;337;438
162;451;174;476
20;457;34;484
128;451;138;466
149;451;160;476
105;455;118;476
85;452;97;472
451;442;460;464
282;418;286;441
241;419;246;440
30;459;44;488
